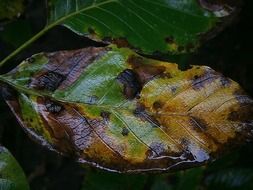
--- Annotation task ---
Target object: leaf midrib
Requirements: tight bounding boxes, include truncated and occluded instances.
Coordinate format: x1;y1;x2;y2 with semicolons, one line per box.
49;0;118;27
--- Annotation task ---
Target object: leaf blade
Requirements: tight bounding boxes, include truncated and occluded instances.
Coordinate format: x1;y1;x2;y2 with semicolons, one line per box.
48;0;239;54
1;46;252;173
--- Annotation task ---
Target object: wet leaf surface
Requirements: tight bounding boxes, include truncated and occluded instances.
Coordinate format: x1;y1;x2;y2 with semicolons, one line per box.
0;45;253;173
48;0;241;54
0;146;29;190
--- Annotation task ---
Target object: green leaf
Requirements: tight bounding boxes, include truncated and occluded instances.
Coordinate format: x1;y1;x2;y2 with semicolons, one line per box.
0;146;29;190
48;0;240;54
0;45;252;173
0;0;241;67
0;0;24;20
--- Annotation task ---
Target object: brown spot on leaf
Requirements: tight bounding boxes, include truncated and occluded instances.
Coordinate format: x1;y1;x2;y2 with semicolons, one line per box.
165;36;174;44
220;77;231;87
35;47;107;90
190;117;208;132
192;69;218;90
100;111;111;121
134;105;161;128
127;55;166;85
198;0;238;12
116;69;142;99
178;64;192;71
148;142;166;158
171;86;178;93
45;100;64;114
121;127;129;136
153;101;163;110
112;38;130;48
103;37;141;54
29;71;65;91
88;27;96;35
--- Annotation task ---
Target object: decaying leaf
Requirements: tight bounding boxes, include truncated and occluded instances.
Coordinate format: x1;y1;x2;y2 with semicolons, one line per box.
0;46;252;173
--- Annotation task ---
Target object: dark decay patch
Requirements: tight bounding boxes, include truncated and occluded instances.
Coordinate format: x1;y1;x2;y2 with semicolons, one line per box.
171;86;178;93
153;101;163;110
29;71;65;91
88;27;96;35
134;104;161;128
127;55;166;85
178;64;192;71
121;127;129;136
100;111;110;121
198;0;238;12
42;47;107;90
228;103;253;122
45;100;64;114
165;36;174;44
190;116;208;132
220;76;231;87
116;69;142;99
103;37;130;49
192;69;218;90
147;142;166;158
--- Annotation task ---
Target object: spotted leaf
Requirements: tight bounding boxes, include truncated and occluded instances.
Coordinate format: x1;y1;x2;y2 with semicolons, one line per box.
48;0;241;54
0;46;252;173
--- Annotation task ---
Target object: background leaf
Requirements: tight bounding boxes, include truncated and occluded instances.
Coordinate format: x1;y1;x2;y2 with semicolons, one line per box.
0;146;29;190
48;0;240;54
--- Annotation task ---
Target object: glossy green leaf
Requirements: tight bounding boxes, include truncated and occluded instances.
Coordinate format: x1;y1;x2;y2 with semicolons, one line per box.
0;146;29;190
0;45;252;173
48;0;240;54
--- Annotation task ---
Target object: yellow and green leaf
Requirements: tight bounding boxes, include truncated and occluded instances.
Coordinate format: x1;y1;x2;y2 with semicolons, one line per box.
0;45;252;173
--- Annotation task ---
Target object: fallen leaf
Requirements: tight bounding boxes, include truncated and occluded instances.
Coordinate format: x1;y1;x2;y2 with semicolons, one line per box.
0;45;252;173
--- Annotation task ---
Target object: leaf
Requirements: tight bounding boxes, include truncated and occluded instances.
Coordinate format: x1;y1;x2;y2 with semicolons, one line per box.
0;0;24;20
0;146;30;190
0;45;253;173
48;0;240;54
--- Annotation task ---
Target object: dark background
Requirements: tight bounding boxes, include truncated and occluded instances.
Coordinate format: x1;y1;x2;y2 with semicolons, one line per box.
0;0;253;189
